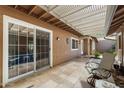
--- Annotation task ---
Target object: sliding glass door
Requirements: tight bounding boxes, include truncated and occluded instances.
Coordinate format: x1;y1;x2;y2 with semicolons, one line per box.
8;23;34;79
7;21;51;82
36;29;50;70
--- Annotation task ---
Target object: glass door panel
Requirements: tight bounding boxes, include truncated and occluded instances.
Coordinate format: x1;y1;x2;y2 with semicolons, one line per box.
27;28;34;72
19;25;28;75
36;29;50;70
8;19;50;81
8;23;19;79
8;22;35;79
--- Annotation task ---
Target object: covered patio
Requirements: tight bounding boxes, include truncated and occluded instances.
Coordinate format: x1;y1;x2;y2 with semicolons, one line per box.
0;5;124;88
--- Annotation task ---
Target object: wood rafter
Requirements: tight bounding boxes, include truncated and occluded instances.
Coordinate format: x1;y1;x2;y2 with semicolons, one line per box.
111;18;124;27
114;7;124;18
58;25;69;28
62;26;71;29
53;21;62;25
14;5;18;9
112;14;124;24
110;23;122;29
45;15;54;21
63;28;74;31
38;5;58;19
7;5;82;36
28;5;37;15
38;12;48;19
47;17;56;22
56;23;66;27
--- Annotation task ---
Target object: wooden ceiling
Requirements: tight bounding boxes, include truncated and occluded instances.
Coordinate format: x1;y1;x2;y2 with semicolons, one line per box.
7;5;82;37
107;5;124;35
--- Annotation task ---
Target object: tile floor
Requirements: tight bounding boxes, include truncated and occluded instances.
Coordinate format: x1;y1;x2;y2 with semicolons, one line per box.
6;57;91;88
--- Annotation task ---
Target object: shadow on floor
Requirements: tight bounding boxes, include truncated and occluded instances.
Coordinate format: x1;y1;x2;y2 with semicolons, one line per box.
80;80;92;88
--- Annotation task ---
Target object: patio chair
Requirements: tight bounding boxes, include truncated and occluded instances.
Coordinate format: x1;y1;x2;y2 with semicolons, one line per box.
87;52;115;87
85;58;101;73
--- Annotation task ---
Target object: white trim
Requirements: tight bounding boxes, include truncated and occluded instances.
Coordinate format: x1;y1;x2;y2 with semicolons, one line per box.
3;15;8;86
80;40;83;54
3;15;53;85
92;39;95;51
70;37;79;51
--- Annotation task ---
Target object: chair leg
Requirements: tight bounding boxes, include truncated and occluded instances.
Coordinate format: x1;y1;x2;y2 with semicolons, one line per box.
87;75;95;87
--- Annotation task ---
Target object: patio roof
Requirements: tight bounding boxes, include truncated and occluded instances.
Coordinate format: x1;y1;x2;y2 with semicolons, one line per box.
39;5;111;38
7;5;117;38
107;5;124;35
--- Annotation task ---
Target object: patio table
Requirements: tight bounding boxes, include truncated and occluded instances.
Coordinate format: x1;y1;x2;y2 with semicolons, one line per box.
95;80;119;88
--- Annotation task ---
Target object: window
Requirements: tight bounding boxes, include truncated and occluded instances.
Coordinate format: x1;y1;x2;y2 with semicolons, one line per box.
71;37;79;50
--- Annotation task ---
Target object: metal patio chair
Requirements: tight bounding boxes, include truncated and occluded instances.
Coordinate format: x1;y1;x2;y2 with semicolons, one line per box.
87;52;115;87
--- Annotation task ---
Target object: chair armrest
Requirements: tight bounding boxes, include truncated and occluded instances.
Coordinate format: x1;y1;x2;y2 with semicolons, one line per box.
91;68;111;79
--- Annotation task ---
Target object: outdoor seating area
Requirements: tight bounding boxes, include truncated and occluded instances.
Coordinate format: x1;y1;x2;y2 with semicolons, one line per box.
85;52;124;88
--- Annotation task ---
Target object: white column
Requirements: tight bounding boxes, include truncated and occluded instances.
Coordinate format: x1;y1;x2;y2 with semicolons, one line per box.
87;38;90;56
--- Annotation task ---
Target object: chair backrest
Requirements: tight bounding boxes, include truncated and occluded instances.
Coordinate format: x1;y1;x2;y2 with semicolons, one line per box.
99;52;115;71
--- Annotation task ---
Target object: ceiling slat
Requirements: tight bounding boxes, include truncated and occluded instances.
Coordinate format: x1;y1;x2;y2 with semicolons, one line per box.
40;5;107;37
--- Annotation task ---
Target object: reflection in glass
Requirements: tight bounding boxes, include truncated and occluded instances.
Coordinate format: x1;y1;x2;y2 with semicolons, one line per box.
27;28;34;71
9;23;18;35
8;23;34;79
8;56;18;78
9;35;18;45
18;25;28;75
36;29;50;70
9;46;18;56
8;22;51;79
19;55;28;75
8;23;19;79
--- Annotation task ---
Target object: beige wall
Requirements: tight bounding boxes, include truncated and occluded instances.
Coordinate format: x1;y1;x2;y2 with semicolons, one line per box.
0;6;81;87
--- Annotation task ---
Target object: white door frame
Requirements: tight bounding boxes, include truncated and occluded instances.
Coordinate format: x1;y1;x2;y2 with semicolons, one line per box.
3;15;53;85
80;40;83;55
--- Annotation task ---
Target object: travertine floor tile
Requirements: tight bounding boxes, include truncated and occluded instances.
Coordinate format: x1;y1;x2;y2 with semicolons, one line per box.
6;57;91;88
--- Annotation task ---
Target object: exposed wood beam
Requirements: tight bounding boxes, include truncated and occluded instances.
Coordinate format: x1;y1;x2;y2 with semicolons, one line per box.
63;28;74;31
112;14;124;23
15;5;29;14
114;7;124;17
110;23;121;29
38;5;58;19
47;17;56;22
53;21;61;25
62;26;71;29
108;25;121;35
59;24;73;29
7;5;82;36
111;18;124;27
56;23;66;27
45;15;54;21
28;5;37;15
14;5;18;9
38;12;48;19
107;28;118;36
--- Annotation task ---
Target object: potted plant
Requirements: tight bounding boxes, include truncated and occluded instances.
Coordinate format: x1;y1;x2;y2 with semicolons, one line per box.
93;51;101;59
